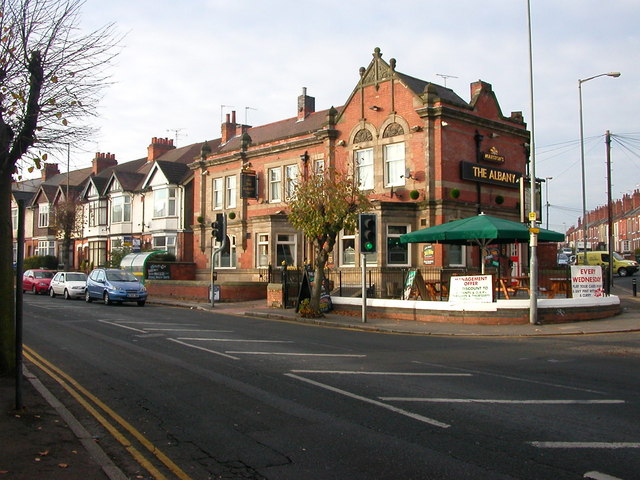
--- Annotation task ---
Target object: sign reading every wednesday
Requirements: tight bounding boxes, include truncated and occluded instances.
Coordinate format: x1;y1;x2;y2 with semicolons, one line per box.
570;265;604;297
449;275;493;303
461;161;521;188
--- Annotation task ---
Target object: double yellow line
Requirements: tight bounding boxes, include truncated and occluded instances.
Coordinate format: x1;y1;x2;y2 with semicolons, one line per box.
24;345;192;480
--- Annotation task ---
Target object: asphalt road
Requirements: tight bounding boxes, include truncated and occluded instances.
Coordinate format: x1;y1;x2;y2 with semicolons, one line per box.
23;293;640;480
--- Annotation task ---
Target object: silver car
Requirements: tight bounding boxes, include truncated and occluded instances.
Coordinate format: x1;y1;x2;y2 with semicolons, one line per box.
49;271;88;299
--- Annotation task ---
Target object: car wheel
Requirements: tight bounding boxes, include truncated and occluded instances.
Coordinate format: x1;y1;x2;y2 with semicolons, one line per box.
104;292;113;305
32;285;38;295
618;268;628;277
85;290;93;303
137;300;146;307
64;289;71;300
49;288;56;298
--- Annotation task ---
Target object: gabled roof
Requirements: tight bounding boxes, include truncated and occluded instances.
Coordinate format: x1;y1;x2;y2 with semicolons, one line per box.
395;71;468;108
29;183;58;207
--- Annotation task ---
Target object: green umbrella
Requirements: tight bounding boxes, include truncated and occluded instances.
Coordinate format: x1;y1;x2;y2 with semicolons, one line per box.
399;213;565;273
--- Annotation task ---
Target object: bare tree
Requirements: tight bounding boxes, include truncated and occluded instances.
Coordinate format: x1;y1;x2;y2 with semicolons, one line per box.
0;0;120;375
50;195;84;269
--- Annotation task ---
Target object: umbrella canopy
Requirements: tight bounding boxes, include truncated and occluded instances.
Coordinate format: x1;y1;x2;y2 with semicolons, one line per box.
400;213;564;274
400;213;565;246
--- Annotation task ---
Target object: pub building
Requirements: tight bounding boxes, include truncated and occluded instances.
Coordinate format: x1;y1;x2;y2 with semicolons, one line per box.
190;47;537;290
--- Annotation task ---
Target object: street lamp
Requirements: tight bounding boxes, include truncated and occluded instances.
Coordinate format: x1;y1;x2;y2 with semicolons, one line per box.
578;72;621;259
545;176;552;230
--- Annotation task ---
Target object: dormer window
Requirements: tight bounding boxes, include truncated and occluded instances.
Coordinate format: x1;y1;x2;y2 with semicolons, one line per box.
38;203;49;228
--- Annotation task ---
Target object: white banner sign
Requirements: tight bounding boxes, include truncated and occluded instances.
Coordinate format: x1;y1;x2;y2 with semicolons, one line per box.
449;275;493;303
570;265;604;297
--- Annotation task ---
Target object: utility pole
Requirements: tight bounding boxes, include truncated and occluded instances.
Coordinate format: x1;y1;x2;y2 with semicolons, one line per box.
606;130;613;292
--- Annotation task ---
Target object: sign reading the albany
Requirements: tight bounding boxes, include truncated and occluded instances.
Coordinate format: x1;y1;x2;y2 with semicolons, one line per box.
461;161;521;188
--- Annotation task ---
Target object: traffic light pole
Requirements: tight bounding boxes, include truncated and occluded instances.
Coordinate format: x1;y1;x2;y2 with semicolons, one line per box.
361;253;367;323
210;213;227;308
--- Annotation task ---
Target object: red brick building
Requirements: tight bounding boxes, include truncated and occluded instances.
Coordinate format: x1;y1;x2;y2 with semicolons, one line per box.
191;48;531;281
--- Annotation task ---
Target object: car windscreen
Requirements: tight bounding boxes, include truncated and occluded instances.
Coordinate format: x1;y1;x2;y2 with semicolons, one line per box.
34;271;54;279
67;273;87;281
106;271;138;282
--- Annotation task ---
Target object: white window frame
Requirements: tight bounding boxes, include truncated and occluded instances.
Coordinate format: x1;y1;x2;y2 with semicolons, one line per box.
448;244;466;267
387;225;410;266
269;167;282;203
152;235;177;256
225;175;237;208
153;187;177;218
384;142;405;187
256;233;269;267
355;148;374;190
276;233;296;266
340;231;356;266
285;164;299;199
37;240;55;256
314;159;324;176
214;234;237;268
38;203;49;228
213;177;223;210
12;207;18;231
111;194;131;223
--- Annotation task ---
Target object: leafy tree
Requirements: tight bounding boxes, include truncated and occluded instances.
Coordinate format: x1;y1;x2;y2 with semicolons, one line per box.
288;169;371;315
0;0;120;375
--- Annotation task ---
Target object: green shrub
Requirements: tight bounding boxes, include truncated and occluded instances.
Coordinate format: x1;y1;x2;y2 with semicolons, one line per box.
23;255;58;270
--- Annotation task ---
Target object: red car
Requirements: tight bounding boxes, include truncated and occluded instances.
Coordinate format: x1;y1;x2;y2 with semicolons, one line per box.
22;269;56;295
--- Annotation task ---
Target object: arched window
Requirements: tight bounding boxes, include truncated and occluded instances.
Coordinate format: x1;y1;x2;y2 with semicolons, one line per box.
382;122;404;138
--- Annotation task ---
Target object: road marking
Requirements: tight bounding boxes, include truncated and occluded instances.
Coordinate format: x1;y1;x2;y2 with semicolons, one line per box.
178;338;293;343
416;361;608;395
291;370;472;376
167;338;240;360
285;373;450;429
24;346;192;480
530;442;640;449
116;322;199;326
98;320;147;333
380;398;625;404
584;471;624;480
144;328;226;332
227;352;366;357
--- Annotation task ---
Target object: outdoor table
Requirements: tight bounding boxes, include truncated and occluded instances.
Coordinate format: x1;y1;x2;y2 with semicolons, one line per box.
546;277;570;298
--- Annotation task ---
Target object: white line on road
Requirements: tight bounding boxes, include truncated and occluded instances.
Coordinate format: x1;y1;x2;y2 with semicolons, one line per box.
227;352;366;357
530;442;640;449
144;329;230;332
115;322;199;326
584;471;624;480
177;338;293;343
285;373;450;428
97;320;146;333
291;370;472;376
167;338;240;360
380;398;625;404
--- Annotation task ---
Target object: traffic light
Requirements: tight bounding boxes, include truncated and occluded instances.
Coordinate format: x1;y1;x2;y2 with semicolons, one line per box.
359;213;377;253
211;213;225;243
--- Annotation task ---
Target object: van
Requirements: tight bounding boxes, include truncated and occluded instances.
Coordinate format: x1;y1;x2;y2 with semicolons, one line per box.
575;251;639;277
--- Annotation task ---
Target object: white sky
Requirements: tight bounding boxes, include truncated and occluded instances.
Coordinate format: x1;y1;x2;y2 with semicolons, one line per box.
45;0;640;233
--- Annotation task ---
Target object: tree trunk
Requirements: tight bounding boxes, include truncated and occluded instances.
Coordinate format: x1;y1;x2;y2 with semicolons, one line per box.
309;248;328;313
0;173;15;376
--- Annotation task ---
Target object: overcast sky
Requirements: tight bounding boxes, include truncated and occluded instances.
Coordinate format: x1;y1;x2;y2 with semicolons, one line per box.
44;0;640;233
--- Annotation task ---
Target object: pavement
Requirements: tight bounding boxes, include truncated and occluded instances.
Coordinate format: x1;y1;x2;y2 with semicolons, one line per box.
2;285;639;479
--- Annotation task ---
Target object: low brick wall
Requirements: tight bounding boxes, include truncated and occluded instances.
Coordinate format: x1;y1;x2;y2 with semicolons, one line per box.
145;280;266;302
331;297;622;325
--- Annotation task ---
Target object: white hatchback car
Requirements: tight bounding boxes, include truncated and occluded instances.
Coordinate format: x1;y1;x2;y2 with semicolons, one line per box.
49;271;88;299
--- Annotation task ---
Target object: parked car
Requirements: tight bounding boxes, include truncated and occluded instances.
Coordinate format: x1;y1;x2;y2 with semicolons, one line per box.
575;251;639;277
22;269;56;295
85;268;147;306
557;253;570;266
49;271;87;300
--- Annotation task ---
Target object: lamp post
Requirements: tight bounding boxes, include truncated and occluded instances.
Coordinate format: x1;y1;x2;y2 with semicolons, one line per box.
545;177;552;230
578;72;621;259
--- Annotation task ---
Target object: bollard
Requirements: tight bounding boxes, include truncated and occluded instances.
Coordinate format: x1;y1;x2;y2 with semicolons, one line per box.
633;278;637;297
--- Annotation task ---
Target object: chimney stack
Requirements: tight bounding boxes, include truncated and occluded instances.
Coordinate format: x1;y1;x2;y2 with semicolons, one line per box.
221;111;238;144
297;87;315;121
92;152;117;175
147;137;175;162
41;163;60;181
